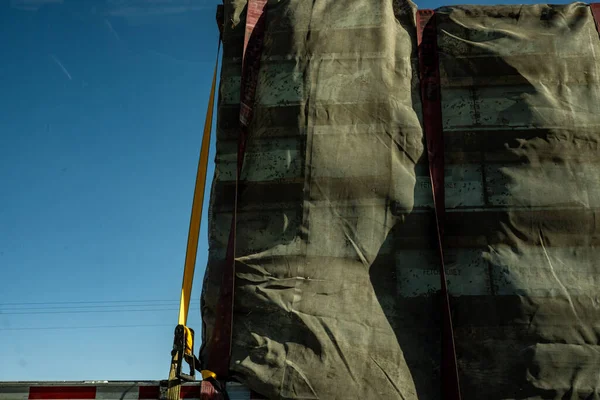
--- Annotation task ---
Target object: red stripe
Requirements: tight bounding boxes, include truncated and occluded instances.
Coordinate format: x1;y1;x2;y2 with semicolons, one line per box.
180;386;202;399
137;386;204;399
591;3;600;38
416;9;445;223
138;386;160;399
239;0;268;127
28;387;96;399
416;9;462;400
205;0;268;379
199;381;222;400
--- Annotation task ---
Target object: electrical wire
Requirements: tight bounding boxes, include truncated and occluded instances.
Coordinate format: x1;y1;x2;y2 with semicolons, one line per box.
0;306;200;315
0;299;197;314
0;299;179;306
0;323;173;331
1;303;181;311
0;299;202;330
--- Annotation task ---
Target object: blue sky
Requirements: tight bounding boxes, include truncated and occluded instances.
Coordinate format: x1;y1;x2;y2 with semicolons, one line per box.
0;0;219;381
0;0;565;382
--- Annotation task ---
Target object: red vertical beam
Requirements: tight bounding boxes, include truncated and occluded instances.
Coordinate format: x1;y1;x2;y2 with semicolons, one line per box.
206;0;268;379
591;3;600;37
416;9;462;400
239;0;268;128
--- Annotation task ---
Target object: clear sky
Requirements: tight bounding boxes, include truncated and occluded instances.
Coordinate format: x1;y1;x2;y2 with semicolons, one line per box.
0;0;220;381
0;0;568;383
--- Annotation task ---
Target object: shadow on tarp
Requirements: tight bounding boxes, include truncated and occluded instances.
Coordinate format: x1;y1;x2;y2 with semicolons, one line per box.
368;6;559;399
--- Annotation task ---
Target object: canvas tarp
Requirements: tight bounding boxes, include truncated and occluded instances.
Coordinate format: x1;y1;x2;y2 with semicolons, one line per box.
200;1;600;399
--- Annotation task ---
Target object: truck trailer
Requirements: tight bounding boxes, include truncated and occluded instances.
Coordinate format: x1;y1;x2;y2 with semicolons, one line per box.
3;0;600;399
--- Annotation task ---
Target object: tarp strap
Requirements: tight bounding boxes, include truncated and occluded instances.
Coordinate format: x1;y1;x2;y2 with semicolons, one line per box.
416;9;462;400
591;3;600;37
177;38;221;328
205;0;268;378
183;326;194;356
174;32;222;400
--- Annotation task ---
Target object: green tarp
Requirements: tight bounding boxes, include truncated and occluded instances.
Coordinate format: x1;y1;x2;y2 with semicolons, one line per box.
201;1;600;398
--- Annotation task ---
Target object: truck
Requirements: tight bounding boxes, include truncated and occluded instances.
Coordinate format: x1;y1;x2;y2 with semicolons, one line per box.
3;0;600;399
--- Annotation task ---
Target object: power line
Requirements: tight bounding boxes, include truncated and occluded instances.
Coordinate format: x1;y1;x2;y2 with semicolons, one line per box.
0;299;179;306
0;307;200;315
0;323;173;331
1;303;182;311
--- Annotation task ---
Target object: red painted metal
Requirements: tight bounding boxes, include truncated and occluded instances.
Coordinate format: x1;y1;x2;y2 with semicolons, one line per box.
416;9;462;400
28;386;96;399
591;3;600;38
206;0;268;380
